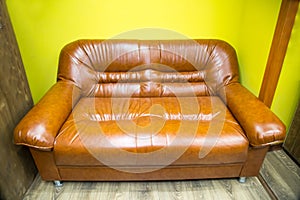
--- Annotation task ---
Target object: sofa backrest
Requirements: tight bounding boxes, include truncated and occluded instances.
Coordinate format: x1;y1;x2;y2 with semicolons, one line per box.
57;39;240;97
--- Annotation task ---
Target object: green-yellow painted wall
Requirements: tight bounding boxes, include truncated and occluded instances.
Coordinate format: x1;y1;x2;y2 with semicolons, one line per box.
236;0;281;95
7;0;299;130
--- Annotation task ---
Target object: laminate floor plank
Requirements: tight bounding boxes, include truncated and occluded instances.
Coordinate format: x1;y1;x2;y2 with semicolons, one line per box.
23;176;270;200
259;150;300;200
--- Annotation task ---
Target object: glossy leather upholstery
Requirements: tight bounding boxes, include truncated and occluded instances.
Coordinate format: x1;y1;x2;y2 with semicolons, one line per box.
14;39;286;181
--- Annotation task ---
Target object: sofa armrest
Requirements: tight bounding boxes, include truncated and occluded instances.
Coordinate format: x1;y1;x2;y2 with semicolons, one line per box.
219;83;286;147
14;81;81;150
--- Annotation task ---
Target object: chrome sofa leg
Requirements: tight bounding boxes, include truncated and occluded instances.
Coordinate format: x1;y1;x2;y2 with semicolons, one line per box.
239;177;247;183
53;180;63;187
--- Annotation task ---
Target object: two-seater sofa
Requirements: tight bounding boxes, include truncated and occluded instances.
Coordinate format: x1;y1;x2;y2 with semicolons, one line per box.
14;39;286;186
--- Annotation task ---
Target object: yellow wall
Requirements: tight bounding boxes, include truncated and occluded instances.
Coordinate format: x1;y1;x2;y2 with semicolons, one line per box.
6;0;244;103
8;0;299;129
236;1;281;95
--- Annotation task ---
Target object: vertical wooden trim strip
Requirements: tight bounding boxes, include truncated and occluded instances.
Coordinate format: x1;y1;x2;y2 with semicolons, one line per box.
259;0;299;107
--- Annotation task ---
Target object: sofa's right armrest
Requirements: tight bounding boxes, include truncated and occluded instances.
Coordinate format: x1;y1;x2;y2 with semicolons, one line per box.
219;83;286;147
14;81;81;150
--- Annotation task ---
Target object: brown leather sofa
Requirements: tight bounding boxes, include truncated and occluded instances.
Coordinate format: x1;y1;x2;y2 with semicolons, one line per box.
14;39;286;185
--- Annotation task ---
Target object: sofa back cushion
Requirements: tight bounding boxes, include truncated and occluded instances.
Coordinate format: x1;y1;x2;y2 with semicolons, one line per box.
57;39;240;97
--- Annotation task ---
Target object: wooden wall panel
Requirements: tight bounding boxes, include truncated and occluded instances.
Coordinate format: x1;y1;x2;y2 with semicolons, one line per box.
0;1;37;200
283;99;300;164
259;0;299;107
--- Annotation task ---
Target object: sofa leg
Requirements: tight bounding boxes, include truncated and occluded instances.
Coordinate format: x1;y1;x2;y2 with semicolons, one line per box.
53;180;63;187
239;177;247;183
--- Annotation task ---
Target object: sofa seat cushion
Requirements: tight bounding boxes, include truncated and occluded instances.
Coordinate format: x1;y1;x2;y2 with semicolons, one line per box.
54;96;249;167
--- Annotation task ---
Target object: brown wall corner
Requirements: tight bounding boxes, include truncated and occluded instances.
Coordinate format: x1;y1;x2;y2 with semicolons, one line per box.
0;0;37;199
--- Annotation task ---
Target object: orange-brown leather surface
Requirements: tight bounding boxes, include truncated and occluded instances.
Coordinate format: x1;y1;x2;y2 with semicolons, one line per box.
14;82;81;150
57;39;240;97
54;96;248;166
30;148;61;180
30;146;267;181
220;83;286;146
14;39;286;180
57;165;243;181
239;146;269;177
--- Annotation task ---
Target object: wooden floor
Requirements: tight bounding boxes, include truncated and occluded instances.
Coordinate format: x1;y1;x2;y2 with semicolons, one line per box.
23;150;299;200
260;150;300;200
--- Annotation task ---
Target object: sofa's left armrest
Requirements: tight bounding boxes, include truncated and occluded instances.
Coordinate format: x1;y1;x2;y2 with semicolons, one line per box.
219;83;286;147
14;81;81;150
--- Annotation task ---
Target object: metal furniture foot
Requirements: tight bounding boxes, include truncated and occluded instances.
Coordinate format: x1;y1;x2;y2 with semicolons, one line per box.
239;177;247;183
53;180;63;187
